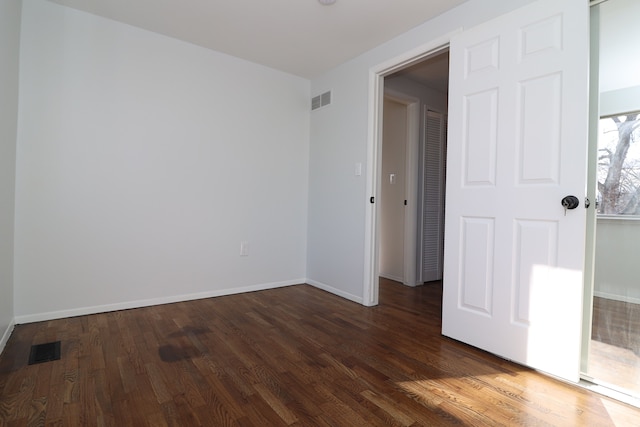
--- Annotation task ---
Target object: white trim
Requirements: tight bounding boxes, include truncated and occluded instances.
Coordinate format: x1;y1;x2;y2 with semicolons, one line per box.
581;2;601;374
593;291;640;305
578;379;640;408
363;68;383;307
597;214;640;222
370;32;459;78
379;273;404;284
0;320;15;355
363;30;461;307
307;279;364;305
14;279;304;324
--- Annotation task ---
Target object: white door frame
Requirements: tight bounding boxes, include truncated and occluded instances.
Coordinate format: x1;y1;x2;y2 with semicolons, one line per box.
363;32;459;306
383;89;420;287
580;1;600;375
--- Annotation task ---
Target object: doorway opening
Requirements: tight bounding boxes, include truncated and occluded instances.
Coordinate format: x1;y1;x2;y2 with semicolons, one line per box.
582;0;640;402
377;48;449;301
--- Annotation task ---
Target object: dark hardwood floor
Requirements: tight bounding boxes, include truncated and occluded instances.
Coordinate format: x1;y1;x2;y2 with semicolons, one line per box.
1;279;639;426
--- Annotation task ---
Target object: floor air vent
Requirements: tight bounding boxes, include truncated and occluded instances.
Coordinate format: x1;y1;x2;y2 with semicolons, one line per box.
28;341;61;365
311;90;332;111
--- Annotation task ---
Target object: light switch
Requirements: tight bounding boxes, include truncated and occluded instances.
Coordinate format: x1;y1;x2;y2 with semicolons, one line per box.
389;173;396;184
355;162;362;176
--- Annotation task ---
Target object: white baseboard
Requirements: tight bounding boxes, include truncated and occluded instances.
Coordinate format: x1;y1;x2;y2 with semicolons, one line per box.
0;319;15;356
14;279;305;324
379;273;404;284
593;291;640;305
579;379;640;409
306;279;363;305
379;273;421;287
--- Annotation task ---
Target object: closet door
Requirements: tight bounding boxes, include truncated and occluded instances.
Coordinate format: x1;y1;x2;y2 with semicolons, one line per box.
422;109;446;282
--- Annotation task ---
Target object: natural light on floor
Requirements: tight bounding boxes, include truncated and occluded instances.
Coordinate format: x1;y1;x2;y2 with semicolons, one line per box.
524;264;583;380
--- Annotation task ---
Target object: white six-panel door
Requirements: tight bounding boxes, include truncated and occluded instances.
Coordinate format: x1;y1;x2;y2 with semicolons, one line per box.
442;0;589;382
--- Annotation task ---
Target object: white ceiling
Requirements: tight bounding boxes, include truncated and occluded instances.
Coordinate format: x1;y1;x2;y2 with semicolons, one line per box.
49;0;468;79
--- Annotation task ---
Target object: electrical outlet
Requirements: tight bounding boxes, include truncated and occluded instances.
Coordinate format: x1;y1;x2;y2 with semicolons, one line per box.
240;241;249;256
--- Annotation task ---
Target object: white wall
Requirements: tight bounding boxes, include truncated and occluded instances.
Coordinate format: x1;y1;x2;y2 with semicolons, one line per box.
598;0;640;93
0;0;21;349
14;0;310;321
306;0;535;302
594;218;640;304
598;0;640;116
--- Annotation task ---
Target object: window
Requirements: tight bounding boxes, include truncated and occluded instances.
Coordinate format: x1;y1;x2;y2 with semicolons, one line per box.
597;112;640;215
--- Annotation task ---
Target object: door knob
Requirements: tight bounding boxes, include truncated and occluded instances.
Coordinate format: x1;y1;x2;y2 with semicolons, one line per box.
561;195;580;215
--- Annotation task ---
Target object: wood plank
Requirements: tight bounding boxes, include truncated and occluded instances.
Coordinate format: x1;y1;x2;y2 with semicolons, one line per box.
1;280;639;426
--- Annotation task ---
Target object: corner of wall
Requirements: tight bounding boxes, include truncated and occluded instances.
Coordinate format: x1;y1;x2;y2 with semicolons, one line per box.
306;279;364;305
0;0;22;358
0;320;16;356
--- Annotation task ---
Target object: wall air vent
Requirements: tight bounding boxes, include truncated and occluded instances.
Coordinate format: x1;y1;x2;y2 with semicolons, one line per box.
311;90;332;111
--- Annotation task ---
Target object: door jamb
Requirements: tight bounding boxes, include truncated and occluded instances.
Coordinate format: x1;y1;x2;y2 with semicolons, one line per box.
580;2;600;375
363;31;460;306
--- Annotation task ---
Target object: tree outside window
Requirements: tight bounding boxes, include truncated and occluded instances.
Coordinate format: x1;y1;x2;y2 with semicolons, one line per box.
597;112;640;215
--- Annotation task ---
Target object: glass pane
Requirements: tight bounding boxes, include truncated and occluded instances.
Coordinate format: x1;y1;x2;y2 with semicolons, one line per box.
587;0;640;399
589;217;640;397
597;114;640;215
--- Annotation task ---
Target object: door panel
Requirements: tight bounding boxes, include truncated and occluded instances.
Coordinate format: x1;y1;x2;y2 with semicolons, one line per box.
443;0;589;382
464;90;498;186
513;220;559;325
460;217;494;315
519;74;562;183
